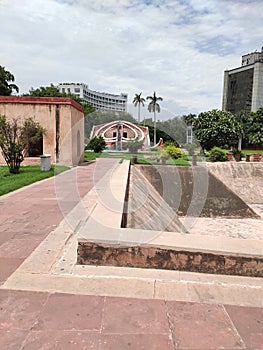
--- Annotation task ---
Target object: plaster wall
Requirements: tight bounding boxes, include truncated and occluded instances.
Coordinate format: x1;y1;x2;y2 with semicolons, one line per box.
0;97;84;166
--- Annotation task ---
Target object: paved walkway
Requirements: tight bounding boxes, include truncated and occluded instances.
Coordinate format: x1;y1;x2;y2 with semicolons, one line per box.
0;159;262;349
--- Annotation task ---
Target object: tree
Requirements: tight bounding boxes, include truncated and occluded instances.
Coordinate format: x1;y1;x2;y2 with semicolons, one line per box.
245;107;263;146
126;137;143;153
88;136;106;153
234;110;248;150
0;115;45;174
146;92;163;146
0;66;19;96
27;84;95;116
22;118;46;156
193;109;242;150
133;93;145;123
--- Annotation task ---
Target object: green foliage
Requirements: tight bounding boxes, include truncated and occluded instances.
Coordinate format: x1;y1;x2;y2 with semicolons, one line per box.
159;150;169;160
144;116;190;145
182;114;196;125
27;84;96;117
231;148;244;161
126;138;143;153
163;144;184;159
222;144;229;150
22;118;46;156
193;109;243;150
28;84;62;97
0;116;45;174
0;66;19;95
209;147;228;162
84;150;190;166
163;141;179;148
133;93;145;123
245;107;263;146
146;92;163;113
88;136;106;153
183;143;197;156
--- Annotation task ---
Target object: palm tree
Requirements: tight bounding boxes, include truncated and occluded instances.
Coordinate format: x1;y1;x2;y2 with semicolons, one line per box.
133;92;145;123
147;92;163;145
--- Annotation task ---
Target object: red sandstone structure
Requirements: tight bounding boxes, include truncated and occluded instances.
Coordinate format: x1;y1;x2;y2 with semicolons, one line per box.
0;96;84;166
90;120;150;150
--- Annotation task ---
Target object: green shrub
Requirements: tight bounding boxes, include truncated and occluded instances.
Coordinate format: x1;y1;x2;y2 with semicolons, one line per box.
163;144;184;159
88;136;106;153
163;140;179;148
159;150;169;160
126;138;143;153
231;149;244;161
183;143;197;156
209;147;227;162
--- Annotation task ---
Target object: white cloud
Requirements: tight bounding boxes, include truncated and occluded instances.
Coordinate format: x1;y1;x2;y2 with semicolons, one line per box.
0;0;263;119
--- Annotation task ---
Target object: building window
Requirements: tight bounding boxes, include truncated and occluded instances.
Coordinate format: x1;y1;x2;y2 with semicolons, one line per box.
75;88;80;93
123;132;128;138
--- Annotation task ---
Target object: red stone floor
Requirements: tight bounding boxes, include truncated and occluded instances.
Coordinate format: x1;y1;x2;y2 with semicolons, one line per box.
0;159;262;349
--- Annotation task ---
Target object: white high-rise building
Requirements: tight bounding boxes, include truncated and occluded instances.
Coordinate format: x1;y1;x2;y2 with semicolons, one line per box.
222;47;263;114
58;83;128;114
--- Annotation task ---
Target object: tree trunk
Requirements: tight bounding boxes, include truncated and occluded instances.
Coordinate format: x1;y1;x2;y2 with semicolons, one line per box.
138;104;140;123
238;136;242;151
154;110;156;146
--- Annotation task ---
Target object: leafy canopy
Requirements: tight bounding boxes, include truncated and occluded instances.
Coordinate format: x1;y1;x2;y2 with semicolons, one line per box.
88;136;106;153
244;107;263;146
27;84;95;116
146;91;163;113
193;109;243;150
0;66;19;96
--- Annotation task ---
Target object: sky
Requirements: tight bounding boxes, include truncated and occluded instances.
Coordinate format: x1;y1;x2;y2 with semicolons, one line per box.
0;0;263;120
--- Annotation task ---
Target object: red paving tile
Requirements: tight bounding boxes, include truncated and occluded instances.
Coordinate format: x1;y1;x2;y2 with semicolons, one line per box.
225;305;263;350
0;237;42;259
33;294;105;331
0;290;49;331
0;330;29;350
100;334;174;350
0;257;24;284
166;301;245;349
22;330;100;350
102;297;170;335
0;231;16;246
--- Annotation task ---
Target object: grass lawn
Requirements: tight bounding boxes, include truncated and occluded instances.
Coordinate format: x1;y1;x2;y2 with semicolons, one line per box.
84;151;190;166
241;149;263;156
0;165;69;196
